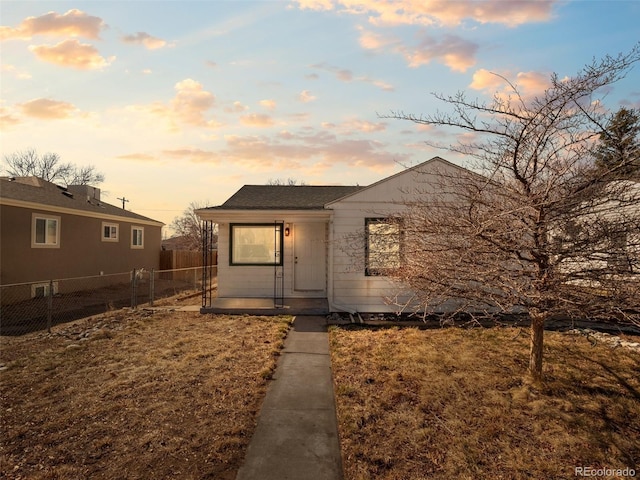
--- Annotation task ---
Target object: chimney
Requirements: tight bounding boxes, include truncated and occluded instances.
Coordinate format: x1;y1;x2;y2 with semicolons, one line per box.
68;184;101;202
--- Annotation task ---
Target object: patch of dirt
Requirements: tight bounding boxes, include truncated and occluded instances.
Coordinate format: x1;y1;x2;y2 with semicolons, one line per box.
1;309;292;480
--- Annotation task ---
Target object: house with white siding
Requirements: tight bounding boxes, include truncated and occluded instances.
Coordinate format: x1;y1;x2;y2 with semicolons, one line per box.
197;157;468;314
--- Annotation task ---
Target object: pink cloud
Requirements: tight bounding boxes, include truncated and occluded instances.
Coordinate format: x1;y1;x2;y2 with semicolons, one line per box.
293;0;555;27
401;34;477;72
357;26;398;50
162;148;221;164
260;99;277;110
19;98;77;119
513;71;551;94
117;148;223;164
29;39;113;69
0;107;22;128
225;101;249;113
1;64;31;79
170;79;216;125
240;113;275;127
470;68;551;101
301;1;556;74
126;78;218;130
295;0;334;10
357;27;477;72
219;129;407;172
1;9;105;41
298;90;317;103
288;112;312;123
312;62;395;91
121;32;169;50
324;118;387;134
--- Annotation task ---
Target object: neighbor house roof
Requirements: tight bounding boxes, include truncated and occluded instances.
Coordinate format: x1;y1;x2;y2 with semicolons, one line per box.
207;185;364;210
0;176;163;225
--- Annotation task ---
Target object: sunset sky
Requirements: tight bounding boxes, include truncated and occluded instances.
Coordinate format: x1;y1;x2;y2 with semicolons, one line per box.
2;1;639;235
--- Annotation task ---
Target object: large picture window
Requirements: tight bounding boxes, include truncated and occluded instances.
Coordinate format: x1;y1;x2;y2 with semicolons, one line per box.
230;223;283;265
365;218;401;276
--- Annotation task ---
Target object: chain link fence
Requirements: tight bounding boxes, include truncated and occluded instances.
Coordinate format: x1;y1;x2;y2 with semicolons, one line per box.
0;266;215;336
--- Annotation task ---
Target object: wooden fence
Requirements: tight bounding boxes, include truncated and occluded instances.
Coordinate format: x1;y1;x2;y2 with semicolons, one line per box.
160;250;217;281
160;250;202;270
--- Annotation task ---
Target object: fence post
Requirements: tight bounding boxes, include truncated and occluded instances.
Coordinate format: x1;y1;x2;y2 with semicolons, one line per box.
47;279;53;333
150;268;155;307
131;268;137;309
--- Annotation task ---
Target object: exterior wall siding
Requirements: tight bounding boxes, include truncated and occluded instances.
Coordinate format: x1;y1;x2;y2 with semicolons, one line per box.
201;158;471;311
216;218;328;299
0;204;161;285
327;159;467;313
330;204;406;313
217;223;288;298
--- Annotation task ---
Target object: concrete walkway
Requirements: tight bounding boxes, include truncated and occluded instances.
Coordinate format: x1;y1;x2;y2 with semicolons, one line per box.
236;316;343;480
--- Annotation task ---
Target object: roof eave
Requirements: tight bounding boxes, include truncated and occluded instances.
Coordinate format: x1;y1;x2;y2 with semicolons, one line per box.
0;197;165;226
196;208;332;222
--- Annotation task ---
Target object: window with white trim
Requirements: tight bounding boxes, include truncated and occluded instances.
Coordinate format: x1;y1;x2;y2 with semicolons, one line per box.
32;214;60;248
31;282;58;298
131;226;144;248
102;222;119;242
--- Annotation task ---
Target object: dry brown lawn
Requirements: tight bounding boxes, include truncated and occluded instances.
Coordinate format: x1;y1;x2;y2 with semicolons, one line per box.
0;309;292;480
4;311;638;480
330;325;640;480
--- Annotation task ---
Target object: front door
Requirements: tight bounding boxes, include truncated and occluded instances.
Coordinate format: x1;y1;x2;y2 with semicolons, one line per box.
294;223;326;292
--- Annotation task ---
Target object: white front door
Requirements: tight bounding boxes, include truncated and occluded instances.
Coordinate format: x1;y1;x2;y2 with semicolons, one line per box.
294;223;326;292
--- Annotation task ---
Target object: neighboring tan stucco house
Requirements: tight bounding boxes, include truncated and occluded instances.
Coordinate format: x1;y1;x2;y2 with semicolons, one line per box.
197;157;468;313
0;176;164;297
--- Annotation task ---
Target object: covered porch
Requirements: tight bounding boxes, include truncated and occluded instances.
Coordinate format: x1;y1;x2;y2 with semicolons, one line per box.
201;297;329;316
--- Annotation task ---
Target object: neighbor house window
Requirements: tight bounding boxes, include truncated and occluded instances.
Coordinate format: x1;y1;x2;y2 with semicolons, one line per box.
365;218;401;276
31;281;58;298
32;214;60;248
131;226;144;248
230;223;283;265
102;222;119;242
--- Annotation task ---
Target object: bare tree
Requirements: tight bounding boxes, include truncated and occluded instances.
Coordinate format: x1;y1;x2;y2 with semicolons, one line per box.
170;201;216;251
378;45;640;381
3;148;104;186
266;178;307;185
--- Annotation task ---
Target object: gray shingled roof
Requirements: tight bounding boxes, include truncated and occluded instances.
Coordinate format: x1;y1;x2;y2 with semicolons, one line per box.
209;185;364;210
0;177;163;224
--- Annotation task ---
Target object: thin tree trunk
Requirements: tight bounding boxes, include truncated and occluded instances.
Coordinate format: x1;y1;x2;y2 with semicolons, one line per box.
529;311;546;381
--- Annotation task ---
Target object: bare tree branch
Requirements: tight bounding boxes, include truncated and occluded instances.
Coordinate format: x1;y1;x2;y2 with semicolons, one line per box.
170;201;216;251
368;44;640;381
3;148;105;186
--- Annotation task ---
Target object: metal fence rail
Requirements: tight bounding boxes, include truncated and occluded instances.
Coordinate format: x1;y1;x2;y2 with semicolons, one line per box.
0;266;214;336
